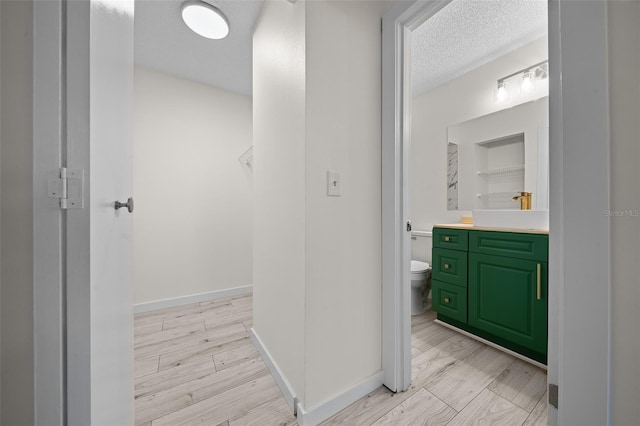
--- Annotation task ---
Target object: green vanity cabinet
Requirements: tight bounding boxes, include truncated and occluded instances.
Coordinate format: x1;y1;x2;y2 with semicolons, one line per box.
432;226;548;363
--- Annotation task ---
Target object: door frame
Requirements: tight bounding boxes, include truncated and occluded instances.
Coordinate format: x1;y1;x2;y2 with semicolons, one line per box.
381;0;453;392
381;1;611;424
33;0;135;424
33;0;93;423
33;0;66;423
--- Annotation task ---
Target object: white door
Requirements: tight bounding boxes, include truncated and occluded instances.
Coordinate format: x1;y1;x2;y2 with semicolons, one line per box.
65;1;135;424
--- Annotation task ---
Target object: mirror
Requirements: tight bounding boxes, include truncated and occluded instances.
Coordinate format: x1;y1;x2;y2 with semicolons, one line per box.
446;97;549;211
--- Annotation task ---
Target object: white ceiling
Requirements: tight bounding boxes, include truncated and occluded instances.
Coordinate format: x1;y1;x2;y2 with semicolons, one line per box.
411;0;547;96
134;0;264;96
135;0;546;98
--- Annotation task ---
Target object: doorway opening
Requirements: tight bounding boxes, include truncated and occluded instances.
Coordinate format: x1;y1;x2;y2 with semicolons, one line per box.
130;2;292;425
383;0;552;424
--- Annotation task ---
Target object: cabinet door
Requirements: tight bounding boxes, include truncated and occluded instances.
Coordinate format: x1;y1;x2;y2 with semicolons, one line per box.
468;253;547;355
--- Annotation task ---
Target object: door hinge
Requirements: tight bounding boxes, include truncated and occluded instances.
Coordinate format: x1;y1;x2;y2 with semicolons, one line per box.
548;383;558;409
48;167;84;209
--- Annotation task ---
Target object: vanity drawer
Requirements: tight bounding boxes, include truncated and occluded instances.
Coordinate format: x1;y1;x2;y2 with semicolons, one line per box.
432;280;467;324
469;230;548;261
432;248;468;287
433;228;468;251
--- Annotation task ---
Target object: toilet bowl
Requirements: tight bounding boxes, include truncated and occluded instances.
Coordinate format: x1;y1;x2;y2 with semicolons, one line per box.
411;260;432;315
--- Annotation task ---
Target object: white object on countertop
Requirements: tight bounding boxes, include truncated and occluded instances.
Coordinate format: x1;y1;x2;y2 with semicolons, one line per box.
472;209;549;231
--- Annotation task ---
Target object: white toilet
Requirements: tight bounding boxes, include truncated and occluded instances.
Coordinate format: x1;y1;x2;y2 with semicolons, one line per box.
410;260;432;315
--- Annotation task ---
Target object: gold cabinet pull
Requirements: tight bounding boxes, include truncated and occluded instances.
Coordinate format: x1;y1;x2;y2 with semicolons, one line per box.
444;297;450;304
444;236;450;242
444;263;450;269
536;263;542;300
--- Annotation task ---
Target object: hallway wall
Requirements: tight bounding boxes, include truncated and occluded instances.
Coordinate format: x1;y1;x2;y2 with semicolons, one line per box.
0;0;35;423
304;0;387;410
133;67;253;306
252;0;307;403
253;0;391;418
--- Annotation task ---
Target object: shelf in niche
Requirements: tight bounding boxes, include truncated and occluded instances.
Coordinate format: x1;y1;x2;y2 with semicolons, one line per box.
477;191;524;199
476;165;525;176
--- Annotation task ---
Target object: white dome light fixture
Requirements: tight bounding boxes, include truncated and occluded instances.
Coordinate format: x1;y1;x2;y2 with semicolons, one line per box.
181;1;229;40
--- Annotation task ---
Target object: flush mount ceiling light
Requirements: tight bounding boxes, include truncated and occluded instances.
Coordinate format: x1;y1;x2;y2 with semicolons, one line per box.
181;1;229;40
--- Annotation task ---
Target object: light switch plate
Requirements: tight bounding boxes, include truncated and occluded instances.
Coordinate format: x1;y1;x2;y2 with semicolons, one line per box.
327;170;341;196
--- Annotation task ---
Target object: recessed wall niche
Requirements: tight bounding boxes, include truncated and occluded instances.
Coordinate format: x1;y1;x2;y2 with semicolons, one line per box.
475;133;525;209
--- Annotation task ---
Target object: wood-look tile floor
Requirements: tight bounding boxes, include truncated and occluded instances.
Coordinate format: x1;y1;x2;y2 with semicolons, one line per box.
134;298;547;426
134;294;297;426
323;310;548;426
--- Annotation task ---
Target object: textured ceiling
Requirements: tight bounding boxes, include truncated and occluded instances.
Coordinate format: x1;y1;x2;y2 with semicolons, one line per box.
135;0;264;96
411;0;547;96
136;0;546;98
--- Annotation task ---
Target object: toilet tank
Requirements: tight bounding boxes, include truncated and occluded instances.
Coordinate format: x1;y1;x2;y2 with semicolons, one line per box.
411;230;432;264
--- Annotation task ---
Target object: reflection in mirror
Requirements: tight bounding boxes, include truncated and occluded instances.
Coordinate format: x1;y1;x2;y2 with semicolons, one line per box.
447;143;458;210
409;0;548;265
446;98;549;211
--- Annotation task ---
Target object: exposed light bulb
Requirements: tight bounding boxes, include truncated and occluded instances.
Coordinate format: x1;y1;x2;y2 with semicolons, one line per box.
496;81;509;103
535;64;548;81
520;70;534;94
181;1;229;40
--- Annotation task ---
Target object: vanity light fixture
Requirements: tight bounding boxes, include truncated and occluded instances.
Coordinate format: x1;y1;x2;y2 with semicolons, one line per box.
496;60;548;103
181;1;229;40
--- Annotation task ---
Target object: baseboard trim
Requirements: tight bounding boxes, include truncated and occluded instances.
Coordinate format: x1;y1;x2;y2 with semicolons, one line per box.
133;285;252;313
250;328;298;414
296;371;383;426
435;319;548;370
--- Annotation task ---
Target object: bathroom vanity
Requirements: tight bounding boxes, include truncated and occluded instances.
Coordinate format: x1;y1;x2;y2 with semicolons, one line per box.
431;224;548;365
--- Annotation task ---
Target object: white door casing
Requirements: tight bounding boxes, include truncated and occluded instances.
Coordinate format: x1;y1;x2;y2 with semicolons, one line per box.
33;0;65;423
381;0;452;393
548;1;610;424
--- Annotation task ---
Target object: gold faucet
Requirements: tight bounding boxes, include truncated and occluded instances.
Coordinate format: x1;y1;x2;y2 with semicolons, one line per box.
512;192;532;210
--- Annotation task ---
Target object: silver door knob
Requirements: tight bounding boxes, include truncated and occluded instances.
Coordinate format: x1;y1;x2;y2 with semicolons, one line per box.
115;197;134;213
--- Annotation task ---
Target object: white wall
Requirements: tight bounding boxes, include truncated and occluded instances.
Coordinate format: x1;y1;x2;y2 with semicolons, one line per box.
0;0;35;423
608;1;640;424
253;0;390;416
133;67;253;305
304;0;387;409
252;0;307;402
410;37;548;263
